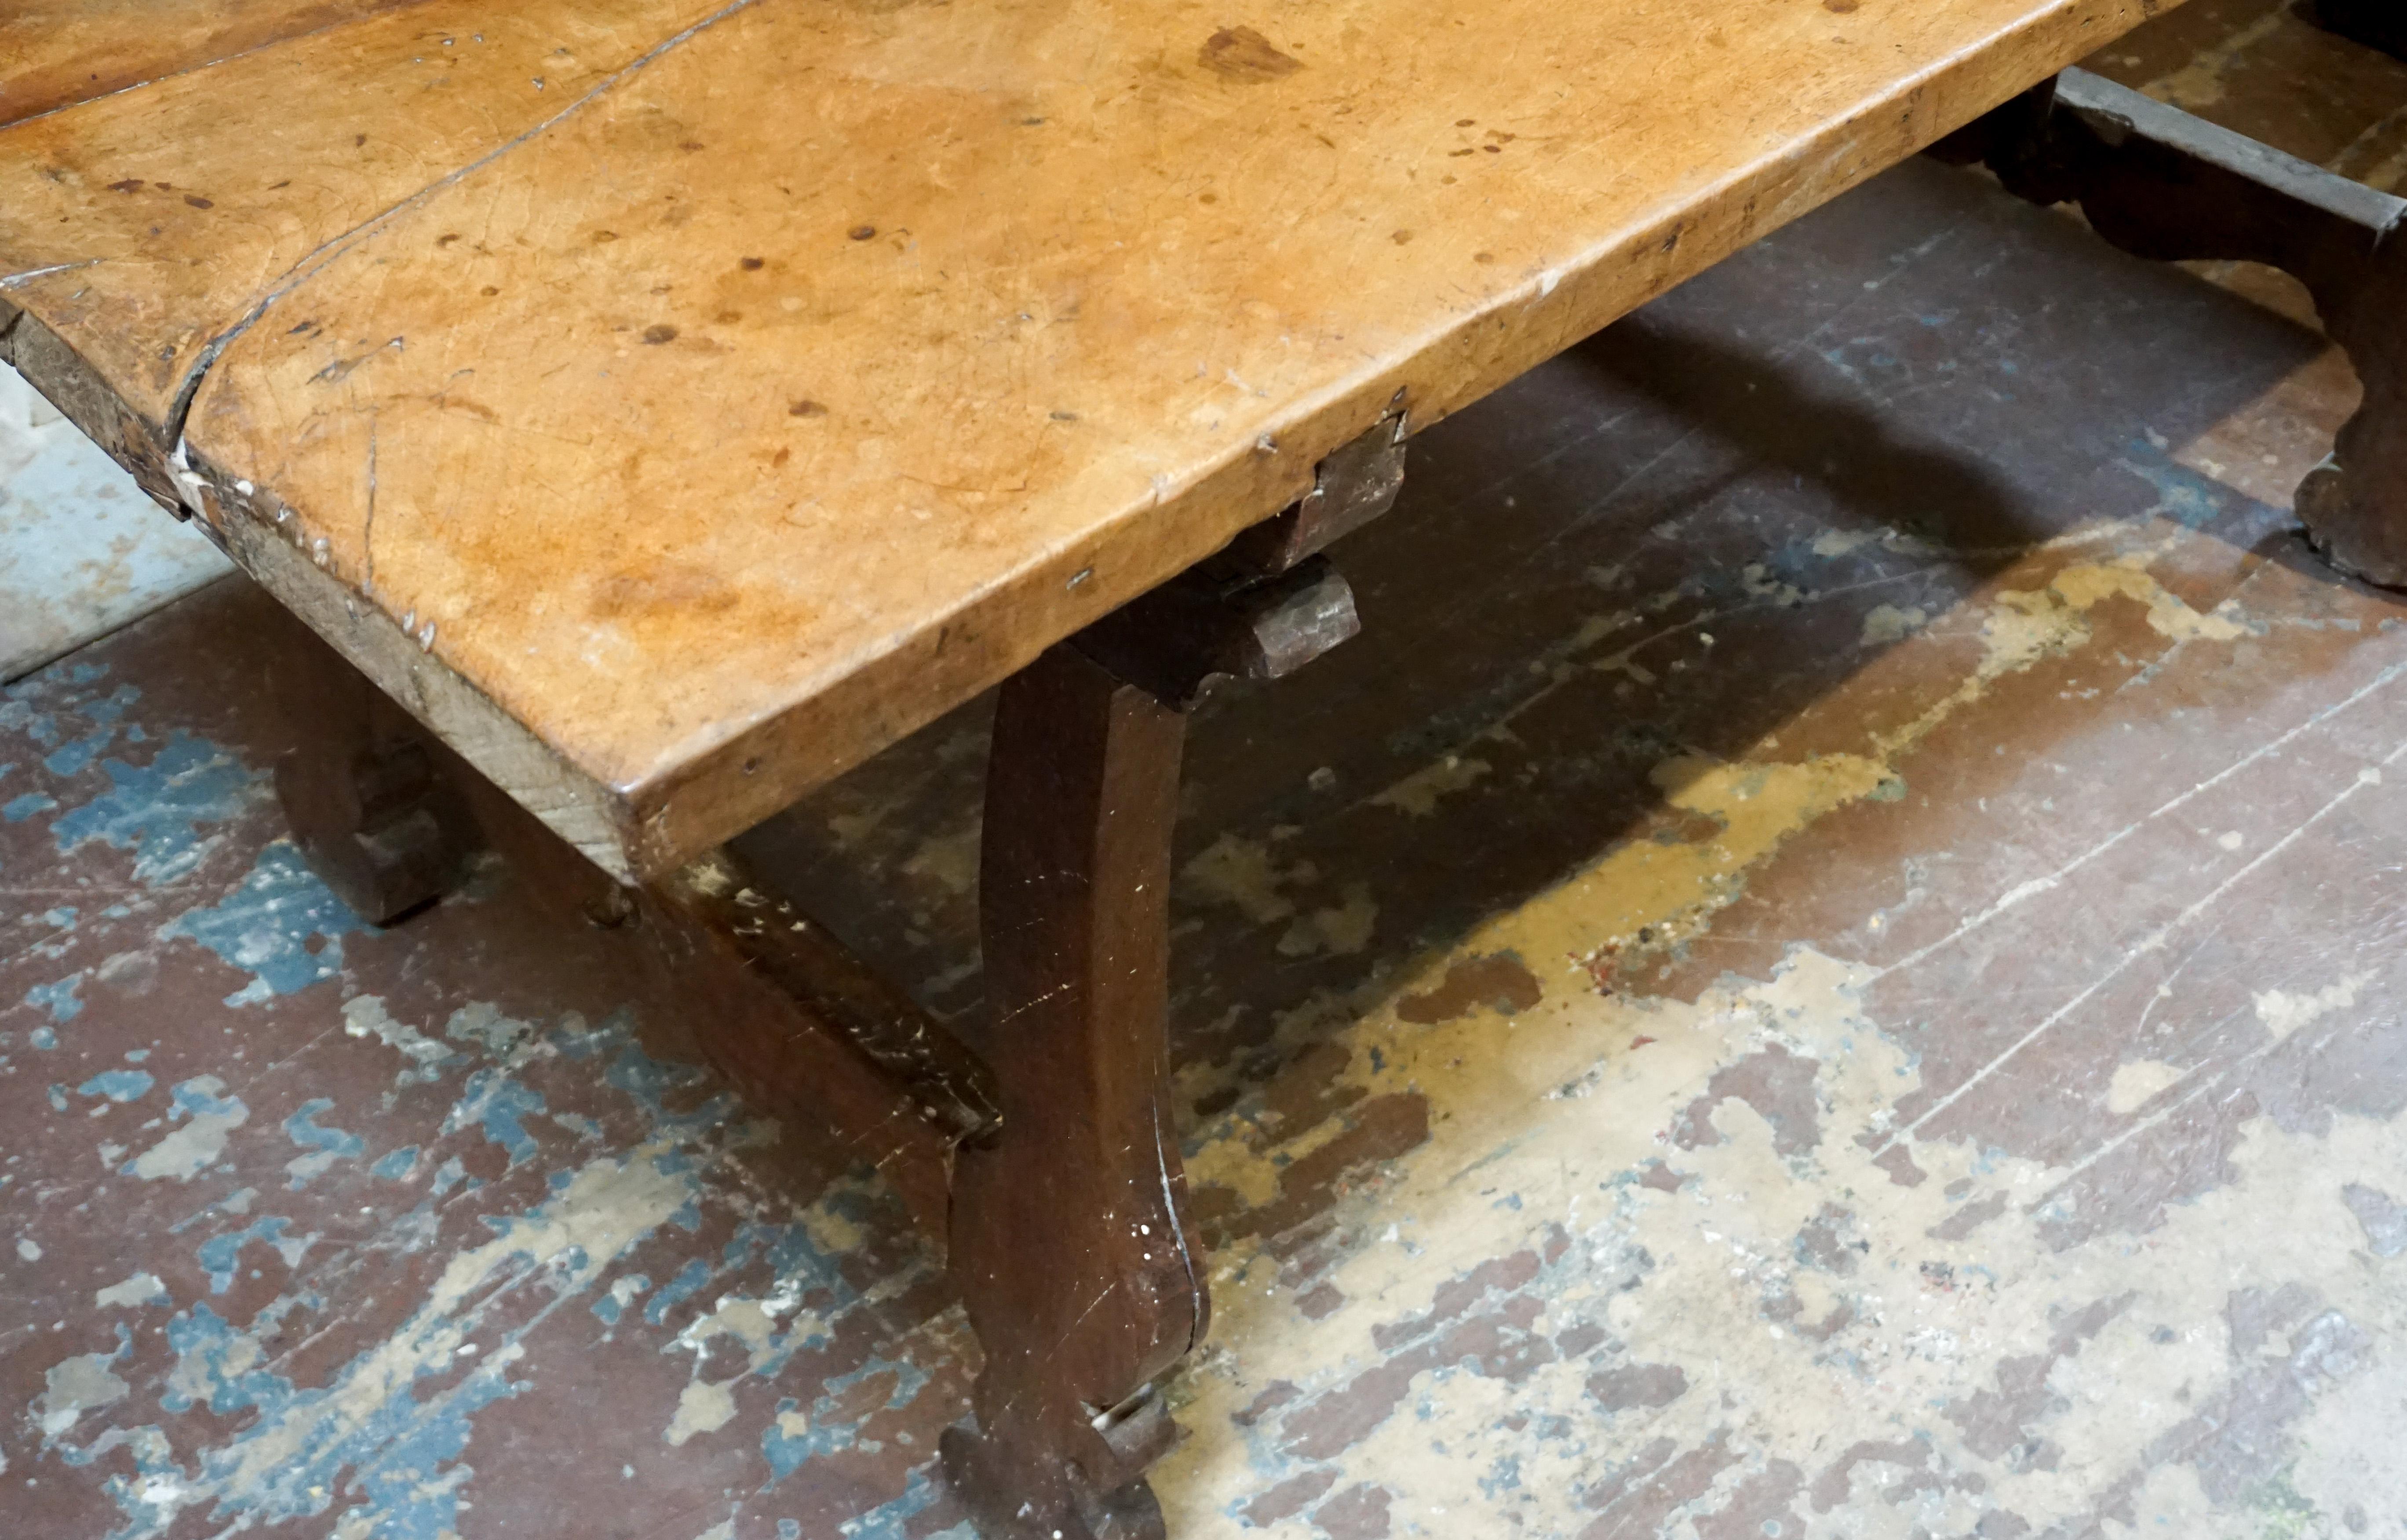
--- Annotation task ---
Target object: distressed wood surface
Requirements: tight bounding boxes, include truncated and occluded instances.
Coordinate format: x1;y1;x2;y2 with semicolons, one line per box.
0;0;425;125
1;0;2181;879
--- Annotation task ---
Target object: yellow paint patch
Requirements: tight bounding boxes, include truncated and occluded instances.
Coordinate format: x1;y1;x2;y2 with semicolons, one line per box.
1373;755;1492;817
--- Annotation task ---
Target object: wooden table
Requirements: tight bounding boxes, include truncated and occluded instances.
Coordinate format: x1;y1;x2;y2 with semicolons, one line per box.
8;1;2401;1532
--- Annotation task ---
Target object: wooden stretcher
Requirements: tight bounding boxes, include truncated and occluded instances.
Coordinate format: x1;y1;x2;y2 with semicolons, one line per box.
7;0;2401;1531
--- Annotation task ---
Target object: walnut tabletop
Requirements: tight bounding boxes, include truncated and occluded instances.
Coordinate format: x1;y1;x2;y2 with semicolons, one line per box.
0;0;2173;881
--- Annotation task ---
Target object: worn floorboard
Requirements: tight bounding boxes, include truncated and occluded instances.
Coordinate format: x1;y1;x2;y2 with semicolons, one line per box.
6;6;2407;1537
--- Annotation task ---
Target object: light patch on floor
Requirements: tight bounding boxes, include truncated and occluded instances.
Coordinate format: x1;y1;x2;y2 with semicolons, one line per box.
0;365;231;682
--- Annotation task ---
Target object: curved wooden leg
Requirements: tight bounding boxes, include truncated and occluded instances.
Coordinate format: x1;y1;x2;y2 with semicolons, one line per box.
1946;69;2407;587
942;645;1208;1539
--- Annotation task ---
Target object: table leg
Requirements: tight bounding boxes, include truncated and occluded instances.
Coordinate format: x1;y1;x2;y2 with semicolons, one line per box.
940;644;1207;1540
270;643;480;925
1942;69;2407;587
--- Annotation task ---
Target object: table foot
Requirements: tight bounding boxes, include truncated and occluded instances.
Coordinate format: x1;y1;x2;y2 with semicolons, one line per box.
271;654;480;924
1941;68;2407;587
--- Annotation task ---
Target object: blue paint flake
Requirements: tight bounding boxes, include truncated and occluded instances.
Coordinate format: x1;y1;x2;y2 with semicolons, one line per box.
163;1303;291;1415
284;1099;366;1190
444;1069;547;1166
836;1468;949;1540
31;1025;58;1049
38;682;142;777
4;791;57;821
24;972;86;1023
120;1143;718;1540
77;1070;156;1103
198;1217;298;1294
762;1358;935;1486
644;1257;715;1326
590;1273;651;1327
50;730;260;883
164;842;369;1005
371;1146;420;1181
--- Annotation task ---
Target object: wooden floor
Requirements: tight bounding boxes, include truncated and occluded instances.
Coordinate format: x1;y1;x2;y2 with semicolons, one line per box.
6;4;2407;1536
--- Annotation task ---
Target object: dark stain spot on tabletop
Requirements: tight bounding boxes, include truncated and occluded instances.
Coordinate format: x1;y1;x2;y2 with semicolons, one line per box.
678;140;705;151
1200;26;1302;82
641;324;678;344
1396;953;1542;1024
106;177;142;192
848;224;878;241
183;194;214;209
1824;0;1861;11
739;256;765;270
1392;229;1414;245
354;132;368;146
437;233;461;246
592;230;619;243
788;399;827;417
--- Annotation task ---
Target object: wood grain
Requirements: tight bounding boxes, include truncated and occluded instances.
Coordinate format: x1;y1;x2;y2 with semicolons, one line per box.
0;0;734;427
0;0;426;126
3;0;2182;878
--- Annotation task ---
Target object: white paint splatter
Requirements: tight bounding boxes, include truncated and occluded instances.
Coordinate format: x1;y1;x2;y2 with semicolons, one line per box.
126;1076;248;1181
341;994;454;1079
1860;603;1928;646
35;1347;128;1437
2255;972;2372;1041
666;1378;739;1446
2107;1059;2188;1116
95;1272;167;1309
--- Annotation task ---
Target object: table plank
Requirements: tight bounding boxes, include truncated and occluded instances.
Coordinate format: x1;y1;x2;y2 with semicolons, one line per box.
2;0;2176;879
0;0;426;125
0;0;734;431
